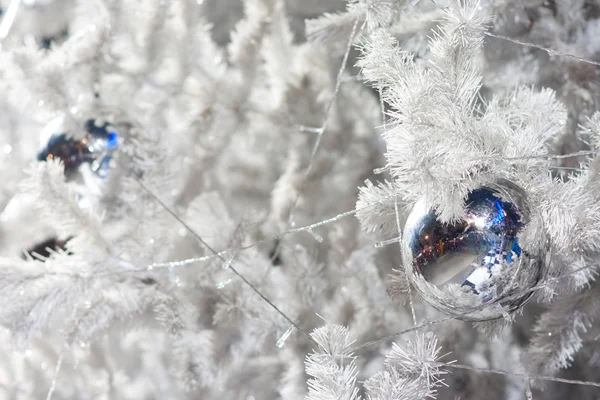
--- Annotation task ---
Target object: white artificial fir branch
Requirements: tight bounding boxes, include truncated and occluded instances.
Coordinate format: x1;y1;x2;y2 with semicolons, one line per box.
228;0;274;83
386;268;411;306
0;255;86;343
1;47;71;114
305;325;361;400
305;325;449;400
51;0;111;69
525;280;600;378
278;244;325;311
306;7;365;45
357;0;567;221
0;253;195;354
261;0;295;108
2;0;112;117
278;348;308;399
517;111;600;375
365;333;449;400
19;160;111;257
364;368;434;400
355;179;402;239
384;332;449;389
306;0;416;45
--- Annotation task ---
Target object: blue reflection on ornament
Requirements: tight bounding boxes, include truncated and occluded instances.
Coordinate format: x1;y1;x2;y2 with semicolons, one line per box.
38;118;119;177
491;200;506;226
403;182;544;320
83;119;119;177
107;132;118;149
405;187;528;301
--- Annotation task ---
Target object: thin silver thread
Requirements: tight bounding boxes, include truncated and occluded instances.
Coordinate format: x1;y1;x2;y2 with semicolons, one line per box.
285;17;361;230
352;314;456;351
147;205;366;270
478;150;600;162
484;31;600;68
131;175;317;346
304;18;360;175
439;361;600;389
45;351;65;400
428;0;600;69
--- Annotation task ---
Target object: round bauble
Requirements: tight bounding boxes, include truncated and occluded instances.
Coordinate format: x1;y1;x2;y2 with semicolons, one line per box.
37;115;120;178
402;180;543;321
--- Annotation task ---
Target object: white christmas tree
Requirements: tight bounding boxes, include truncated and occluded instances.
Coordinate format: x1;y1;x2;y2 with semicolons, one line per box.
0;0;600;399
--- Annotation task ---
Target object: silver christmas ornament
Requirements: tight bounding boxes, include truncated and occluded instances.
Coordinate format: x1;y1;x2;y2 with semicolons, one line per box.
36;112;138;210
38;115;121;178
402;181;543;321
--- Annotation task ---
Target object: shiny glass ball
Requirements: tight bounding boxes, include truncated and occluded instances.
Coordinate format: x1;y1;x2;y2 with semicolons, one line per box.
402;181;542;321
38;116;120;178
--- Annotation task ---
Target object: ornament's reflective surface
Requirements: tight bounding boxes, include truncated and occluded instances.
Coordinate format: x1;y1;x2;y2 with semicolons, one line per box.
403;183;540;315
38;117;119;177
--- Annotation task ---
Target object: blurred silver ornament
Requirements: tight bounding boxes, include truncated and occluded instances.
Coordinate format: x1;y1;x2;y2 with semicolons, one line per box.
38;115;120;178
36;111;143;214
402;180;543;321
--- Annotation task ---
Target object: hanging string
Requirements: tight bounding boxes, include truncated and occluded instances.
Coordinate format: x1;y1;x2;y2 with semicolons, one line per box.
284;17;362;232
484;31;600;68
131;175;317;346
427;0;600;69
439;361;600;389
146;204;367;270
45;351;65;400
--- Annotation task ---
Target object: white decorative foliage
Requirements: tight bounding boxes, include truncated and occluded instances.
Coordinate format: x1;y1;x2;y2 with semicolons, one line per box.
305;325;361;400
3;0;600;398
